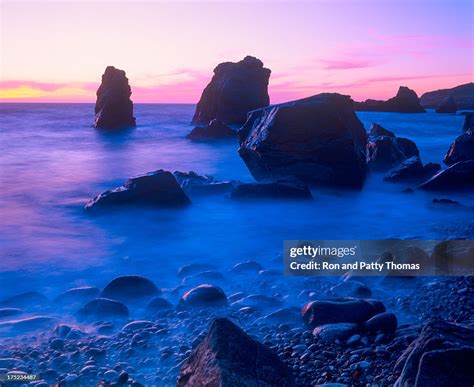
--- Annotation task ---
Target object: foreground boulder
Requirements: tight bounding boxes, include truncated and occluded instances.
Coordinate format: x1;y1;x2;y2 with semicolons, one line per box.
355;86;425;113
231;179;313;200
192;56;271;125
420;82;474;110
99;275;160;303
54;286;100;306
367;124;419;171
85;170;190;210
444;130;474;165
435;95;457;113
177;318;294;386
187;119;236;140
238;93;367;188
174;171;239;196
77;298;129;320
384;156;440;182
312;323;359;343
179;284;227;308
418;160;474;190
394;320;474;387
301;298;383;329
93;66;136;129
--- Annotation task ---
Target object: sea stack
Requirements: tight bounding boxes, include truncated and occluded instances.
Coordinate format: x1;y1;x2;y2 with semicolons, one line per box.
435;95;457;113
238;93;367;188
93;66;136;129
192;56;271;126
355;86;426;113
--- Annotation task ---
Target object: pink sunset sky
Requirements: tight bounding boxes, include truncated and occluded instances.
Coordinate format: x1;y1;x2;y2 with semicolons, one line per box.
0;0;472;103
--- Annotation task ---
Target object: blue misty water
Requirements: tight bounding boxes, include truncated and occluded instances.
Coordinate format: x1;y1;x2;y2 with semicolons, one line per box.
0;103;472;299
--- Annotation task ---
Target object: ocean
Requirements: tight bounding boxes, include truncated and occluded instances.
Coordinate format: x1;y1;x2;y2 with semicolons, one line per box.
0;103;472;299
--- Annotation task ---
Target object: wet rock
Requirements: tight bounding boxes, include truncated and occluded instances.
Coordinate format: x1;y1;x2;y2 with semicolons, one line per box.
77;298;129;320
330;281;372;298
93;66;136;129
418;160;474;190
301;299;381;329
238;93;367;188
85;170;191;210
394;320;474;387
231;179;313;200
0;291;49;309
179;284;227;308
99;275;160;303
230;261;263;274
355;86;425;113
192;56;270;125
54;286;100;305
367;124;419;171
187;119;236;140
177;317;294;386
178;263;216;278
257;307;301;324
182;271;225;287
444;129;474;166
364;312;397;333
435;95;457;113
312;323;359;343
384;156;440;182
146;297;173;312
432;198;462;206
174;171;238;196
0;316;58;336
0;308;22;318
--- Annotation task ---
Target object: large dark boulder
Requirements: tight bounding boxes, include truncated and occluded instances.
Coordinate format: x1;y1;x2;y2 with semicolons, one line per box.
187;119;236;140
192;56;271;125
177;318;294;386
301;298;383;329
179;284;227;308
355;86;425;113
394;320;474;387
420;82;474;110
99;275;160;303
238;93;367;188
77;298;129;320
85;170;190;210
93;66;136;129
435;95;457;113
367;124;420;171
231;179;313;200
418;160;474;191
444;130;474;165
384;156;440;182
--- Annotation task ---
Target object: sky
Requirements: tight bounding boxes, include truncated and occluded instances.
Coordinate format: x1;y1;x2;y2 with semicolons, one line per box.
0;0;472;103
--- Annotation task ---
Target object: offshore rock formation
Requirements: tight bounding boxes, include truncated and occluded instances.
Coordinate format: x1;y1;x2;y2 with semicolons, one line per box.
366;123;420;171
384;156;440;182
238;93;367;188
177;318;294;386
354;86;426;113
186;119;236;140
93;66;136;129
230;178;313;200
84;170;190;211
420;82;474;110
435;95;457;113
192;56;271;125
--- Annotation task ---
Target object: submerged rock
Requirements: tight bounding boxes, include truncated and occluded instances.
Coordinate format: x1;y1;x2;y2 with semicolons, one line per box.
192;56;270;125
418;160;474;190
444;130;474;166
187;119;236;140
177;318;294;386
0;316;58;337
174;171;238;196
435;95;457;113
384;156;440;182
355;86;425;113
301;298;382;329
146;297;173;313
77;298;129;320
100;275;160;303
93;66;136;129
0;291;49;309
179;284;227;308
330;281;372;298
85;170;191;210
54;286;100;305
0;308;22;318
367;124;419;171
177;263;216;279
231;179;313;200
394;320;474;387
238;93;367;188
